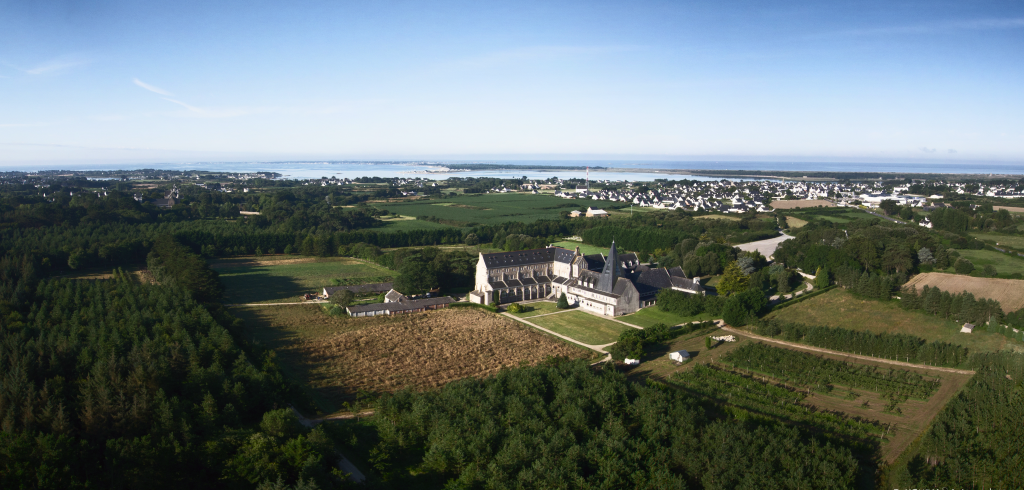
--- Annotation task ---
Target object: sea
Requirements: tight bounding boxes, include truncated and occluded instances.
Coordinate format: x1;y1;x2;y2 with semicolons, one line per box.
6;160;1024;181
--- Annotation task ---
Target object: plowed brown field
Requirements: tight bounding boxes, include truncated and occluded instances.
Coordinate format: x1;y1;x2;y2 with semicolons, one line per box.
234;306;594;412
904;272;1024;312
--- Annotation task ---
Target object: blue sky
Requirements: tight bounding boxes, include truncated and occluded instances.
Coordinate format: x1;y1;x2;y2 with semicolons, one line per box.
1;0;1022;166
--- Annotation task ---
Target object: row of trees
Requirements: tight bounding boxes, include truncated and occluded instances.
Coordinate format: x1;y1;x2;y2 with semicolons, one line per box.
900;285;1007;326
753;319;970;367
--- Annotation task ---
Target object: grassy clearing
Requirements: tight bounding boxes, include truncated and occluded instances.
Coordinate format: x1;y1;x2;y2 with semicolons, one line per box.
767;288;1017;353
955;249;1024;276
528;310;633;345
618;306;714;329
970;232;1024;250
549;241;608;255
232;306;595;414
372;193;619;224
786;216;809;229
508;301;564;318
216;257;393;304
694;214;741;221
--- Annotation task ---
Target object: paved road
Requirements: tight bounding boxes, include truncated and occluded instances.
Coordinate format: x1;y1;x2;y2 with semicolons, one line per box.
719;325;976;375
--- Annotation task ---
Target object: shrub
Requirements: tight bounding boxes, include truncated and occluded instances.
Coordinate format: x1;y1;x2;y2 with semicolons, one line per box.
506;302;525;313
556;293;569;309
954;257;975;275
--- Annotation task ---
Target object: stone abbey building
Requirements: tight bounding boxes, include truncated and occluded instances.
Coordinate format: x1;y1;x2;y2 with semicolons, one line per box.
468;242;704;316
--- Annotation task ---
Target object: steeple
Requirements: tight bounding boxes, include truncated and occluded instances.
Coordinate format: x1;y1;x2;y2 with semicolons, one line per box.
596;240;620;292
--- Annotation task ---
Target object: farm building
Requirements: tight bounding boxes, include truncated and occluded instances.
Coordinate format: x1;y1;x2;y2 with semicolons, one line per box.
669;350;690;362
322;282;394;298
346;289;454;317
585;207;609;218
468;242;704;316
961;323;975;334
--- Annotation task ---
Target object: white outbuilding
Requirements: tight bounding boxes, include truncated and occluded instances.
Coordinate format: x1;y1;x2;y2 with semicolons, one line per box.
623;358;640;366
669;350;690;362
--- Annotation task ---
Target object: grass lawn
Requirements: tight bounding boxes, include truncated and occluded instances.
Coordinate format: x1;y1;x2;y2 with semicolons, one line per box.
215;257;393;304
955;249;1024;275
528;310;633;345
508;301;564;318
550;241;608;255
618;306;714;329
970;232;1024;249
767;288;1019;354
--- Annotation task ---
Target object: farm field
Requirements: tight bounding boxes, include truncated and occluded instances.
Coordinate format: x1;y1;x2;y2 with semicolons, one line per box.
378;215;455;230
231;306;594;414
527;310;634;345
214;256;393;304
767;288;1018;353
994;205;1024;213
694;214;741;221
904;272;1024;311
970;232;1024;250
549;241;608;255
953;249;1024;277
632;329;972;463
618;306;714;329
371;193;619;224
770;199;836;209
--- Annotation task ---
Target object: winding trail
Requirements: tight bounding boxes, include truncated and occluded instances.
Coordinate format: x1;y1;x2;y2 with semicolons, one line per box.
291;407;369;483
719;325;976;375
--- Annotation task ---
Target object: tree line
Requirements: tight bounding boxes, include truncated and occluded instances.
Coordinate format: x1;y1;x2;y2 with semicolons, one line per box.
753;319;970;367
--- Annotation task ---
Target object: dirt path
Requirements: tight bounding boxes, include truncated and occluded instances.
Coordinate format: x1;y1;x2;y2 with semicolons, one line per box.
720;325;976;375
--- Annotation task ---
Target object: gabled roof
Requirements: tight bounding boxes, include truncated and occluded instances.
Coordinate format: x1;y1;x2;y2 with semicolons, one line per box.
347;296;454;314
481;247;565;267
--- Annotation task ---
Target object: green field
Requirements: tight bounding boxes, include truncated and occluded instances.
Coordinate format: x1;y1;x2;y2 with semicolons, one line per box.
955;249;1024;276
528;310;633;345
550;241;608;255
971;232;1024;250
768;289;1018;354
618;306;714;329
372;193;619;225
215;257;393;304
378;215;455;230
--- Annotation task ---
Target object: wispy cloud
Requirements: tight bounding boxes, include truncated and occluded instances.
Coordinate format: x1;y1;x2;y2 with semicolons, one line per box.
25;57;92;75
920;147;937;153
819;18;1024;37
448;45;643;68
133;78;173;96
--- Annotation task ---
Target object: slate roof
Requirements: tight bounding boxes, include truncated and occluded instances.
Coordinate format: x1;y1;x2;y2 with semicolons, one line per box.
347;295;454;314
482;248;558;267
323;282;393;296
579;254;606;271
670;276;705;293
554;248;576;264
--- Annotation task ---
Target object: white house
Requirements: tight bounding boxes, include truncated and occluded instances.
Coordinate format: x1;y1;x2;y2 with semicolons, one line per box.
669;350;690;362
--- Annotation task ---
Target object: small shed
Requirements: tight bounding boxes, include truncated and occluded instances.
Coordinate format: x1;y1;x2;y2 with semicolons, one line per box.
960;323;975;334
669;350;690;362
623;358;640;366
